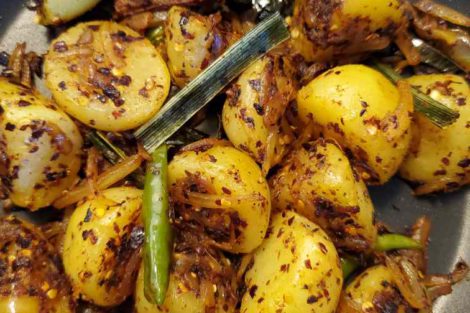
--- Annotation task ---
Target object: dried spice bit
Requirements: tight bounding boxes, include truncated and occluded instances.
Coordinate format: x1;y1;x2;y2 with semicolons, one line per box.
241;211;343;313
0;216;75;312
63;187;144;307
0;78;83;211
44;21;171;132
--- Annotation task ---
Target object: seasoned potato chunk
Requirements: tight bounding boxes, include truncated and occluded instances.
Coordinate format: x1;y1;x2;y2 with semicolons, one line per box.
222;54;296;173
38;0;102;25
270;139;377;251
0;216;74;313
290;0;406;62
241;211;343;313
400;74;469;194
296;64;413;184
168;140;271;254
63;187;143;307
166;6;227;87
44;21;170;131
0;78;82;210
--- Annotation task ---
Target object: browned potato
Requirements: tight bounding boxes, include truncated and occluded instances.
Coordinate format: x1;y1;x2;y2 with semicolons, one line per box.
270;139;377;251
296;64;413;184
0;216;74;313
222;54;297;173
400;74;470;194
166;6;229;87
290;0;407;62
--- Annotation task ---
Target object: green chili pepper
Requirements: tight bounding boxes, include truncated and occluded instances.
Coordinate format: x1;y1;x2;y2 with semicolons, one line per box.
143;144;172;305
146;26;165;46
375;234;422;252
341;256;359;280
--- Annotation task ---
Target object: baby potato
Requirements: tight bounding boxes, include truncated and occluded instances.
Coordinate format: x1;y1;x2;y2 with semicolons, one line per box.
38;0;101;25
166;6;227;87
241;211;342;313
297;64;413;184
290;0;406;62
168;141;271;254
400;74;469;194
63;187;144;307
44;21;170;131
222;54;296;173
270;139;377;251
135;264;235;313
0;78;82;210
337;265;413;313
0;215;74;313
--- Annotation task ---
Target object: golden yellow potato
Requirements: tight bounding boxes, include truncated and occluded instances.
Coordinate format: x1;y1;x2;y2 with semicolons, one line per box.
337;265;413;313
270;139;377;251
135;264;235;313
400;74;469;194
241;211;342;313
38;0;102;25
290;0;406;62
166;6;226;87
168;140;271;254
297;64;413;184
44;21;170;131
0;78;82;210
63;187;143;307
222;54;296;173
0;216;74;313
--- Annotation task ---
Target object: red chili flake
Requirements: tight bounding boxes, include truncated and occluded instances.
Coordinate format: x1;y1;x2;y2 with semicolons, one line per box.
305;259;312;269
222;187;232;195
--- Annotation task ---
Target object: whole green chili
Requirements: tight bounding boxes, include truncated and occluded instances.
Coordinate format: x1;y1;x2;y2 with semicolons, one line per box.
143;144;172;305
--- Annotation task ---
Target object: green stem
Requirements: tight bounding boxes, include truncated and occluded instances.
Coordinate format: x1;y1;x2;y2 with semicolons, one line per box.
143;144;172;305
341;256;360;280
375;234;422;252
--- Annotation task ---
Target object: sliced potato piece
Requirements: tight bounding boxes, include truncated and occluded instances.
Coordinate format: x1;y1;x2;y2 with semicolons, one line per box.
241;211;343;313
270;139;377;251
44;21;171;131
38;0;102;25
400;74;469;194
0;78;82;210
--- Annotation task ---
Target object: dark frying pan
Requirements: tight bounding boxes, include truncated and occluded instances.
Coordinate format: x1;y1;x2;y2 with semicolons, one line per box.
0;1;469;312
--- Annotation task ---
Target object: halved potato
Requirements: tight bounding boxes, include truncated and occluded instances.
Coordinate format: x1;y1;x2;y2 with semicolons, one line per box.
44;21;171;131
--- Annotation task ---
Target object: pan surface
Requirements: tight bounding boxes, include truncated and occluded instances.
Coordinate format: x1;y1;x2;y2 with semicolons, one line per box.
0;1;469;312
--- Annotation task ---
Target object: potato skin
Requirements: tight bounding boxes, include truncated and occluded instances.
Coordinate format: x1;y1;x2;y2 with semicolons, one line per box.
63;187;144;307
399;74;469;194
290;0;406;62
168;143;271;254
337;265;412;313
44;21;170;131
296;64;413;184
270;139;377;251
222;54;296;172
0;216;74;313
166;6;226;87
241;211;342;313
0;78;82;210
